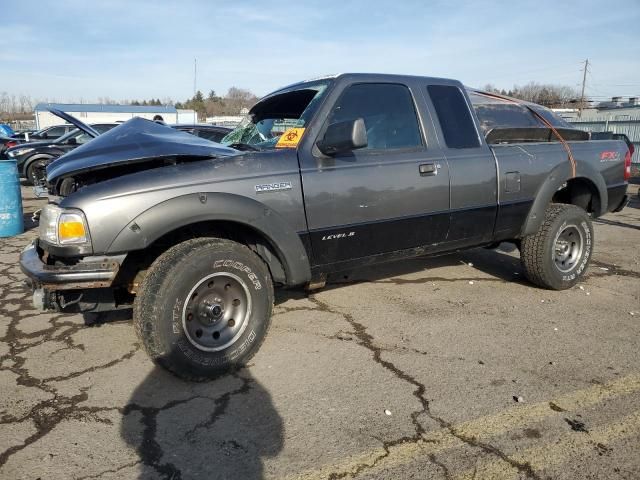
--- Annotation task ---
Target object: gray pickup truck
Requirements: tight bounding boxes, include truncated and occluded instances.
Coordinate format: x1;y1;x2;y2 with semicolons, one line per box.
20;73;631;380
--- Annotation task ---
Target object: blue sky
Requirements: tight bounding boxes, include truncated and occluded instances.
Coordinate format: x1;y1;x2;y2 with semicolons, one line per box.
1;0;638;104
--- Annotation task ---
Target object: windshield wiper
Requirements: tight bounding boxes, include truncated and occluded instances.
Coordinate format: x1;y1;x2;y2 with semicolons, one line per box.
227;142;261;152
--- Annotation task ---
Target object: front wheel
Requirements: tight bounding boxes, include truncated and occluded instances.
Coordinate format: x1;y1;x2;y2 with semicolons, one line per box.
520;204;593;290
133;237;274;380
24;156;52;186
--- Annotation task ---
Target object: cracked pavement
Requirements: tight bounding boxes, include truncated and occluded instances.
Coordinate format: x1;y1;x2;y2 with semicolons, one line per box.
1;183;640;479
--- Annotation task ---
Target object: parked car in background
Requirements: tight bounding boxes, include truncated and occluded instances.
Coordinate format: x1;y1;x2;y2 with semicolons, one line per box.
0;135;27;157
4;109;117;185
0;124;16;137
172;124;232;143
12;124;76;142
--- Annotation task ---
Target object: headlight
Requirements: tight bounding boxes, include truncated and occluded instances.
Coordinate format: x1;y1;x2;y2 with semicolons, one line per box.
8;147;34;157
39;204;91;246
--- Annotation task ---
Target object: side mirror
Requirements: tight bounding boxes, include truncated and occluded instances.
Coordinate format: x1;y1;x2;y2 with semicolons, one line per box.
41;133;48;139
66;137;77;145
317;118;367;156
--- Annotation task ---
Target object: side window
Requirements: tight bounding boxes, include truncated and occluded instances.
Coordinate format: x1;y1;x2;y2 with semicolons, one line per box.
75;133;92;144
468;92;542;135
328;83;422;150
197;129;226;142
93;124;116;134
48;126;66;137
427;85;481;149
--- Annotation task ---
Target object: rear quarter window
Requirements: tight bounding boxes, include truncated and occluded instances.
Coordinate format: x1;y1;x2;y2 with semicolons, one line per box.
427;85;481;149
468;92;579;137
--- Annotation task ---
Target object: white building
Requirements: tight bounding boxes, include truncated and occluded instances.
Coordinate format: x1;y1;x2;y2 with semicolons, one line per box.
205;115;244;127
34;103;197;129
206;108;249;127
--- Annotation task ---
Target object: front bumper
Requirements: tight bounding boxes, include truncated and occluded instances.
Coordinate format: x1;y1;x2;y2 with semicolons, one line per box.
19;241;122;290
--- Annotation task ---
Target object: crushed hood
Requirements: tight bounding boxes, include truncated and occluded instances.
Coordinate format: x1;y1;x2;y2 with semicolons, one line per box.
47;117;238;182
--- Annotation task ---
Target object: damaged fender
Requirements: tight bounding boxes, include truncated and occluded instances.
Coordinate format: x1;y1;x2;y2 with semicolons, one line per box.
107;192;312;287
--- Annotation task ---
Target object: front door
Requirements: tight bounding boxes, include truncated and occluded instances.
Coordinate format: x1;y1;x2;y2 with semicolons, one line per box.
299;81;451;265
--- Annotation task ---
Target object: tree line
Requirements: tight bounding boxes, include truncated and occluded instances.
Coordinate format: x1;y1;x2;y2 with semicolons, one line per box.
1;81;592;123
0;87;259;122
482;82;584;108
175;88;258;118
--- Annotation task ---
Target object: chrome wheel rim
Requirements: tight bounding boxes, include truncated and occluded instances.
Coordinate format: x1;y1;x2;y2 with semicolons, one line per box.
182;272;252;352
553;224;584;273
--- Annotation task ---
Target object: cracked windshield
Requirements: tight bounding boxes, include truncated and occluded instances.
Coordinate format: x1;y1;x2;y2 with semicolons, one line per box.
221;81;331;149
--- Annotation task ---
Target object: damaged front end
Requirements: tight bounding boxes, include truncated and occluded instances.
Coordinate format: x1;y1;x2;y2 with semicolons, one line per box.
20;240;128;312
23;117;241;312
46;117;238;196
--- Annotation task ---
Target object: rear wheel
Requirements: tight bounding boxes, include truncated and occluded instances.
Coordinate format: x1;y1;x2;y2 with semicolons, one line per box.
520;204;593;290
133;237;274;380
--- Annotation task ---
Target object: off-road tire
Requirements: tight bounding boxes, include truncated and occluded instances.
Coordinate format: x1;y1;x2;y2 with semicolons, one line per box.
133;237;274;381
520;203;593;290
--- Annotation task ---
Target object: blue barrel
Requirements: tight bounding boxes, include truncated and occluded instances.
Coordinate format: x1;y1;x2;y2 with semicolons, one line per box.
0;159;24;237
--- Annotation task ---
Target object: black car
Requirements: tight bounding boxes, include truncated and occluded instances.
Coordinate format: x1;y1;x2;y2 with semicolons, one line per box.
172;124;232;143
5;109;117;185
13;124;76;141
0;135;27;157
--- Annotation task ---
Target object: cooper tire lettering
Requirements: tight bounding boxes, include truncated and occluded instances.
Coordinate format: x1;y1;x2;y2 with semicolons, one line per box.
133;238;274;380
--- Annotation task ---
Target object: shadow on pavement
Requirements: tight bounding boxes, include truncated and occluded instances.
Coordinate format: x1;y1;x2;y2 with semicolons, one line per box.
594;217;640;231
325;243;524;290
121;365;284;479
22;212;38;232
275;243;527;305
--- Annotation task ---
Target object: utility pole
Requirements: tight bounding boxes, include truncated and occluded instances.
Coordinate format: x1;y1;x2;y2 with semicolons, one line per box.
578;58;589;118
193;58;197;96
193;58;197;123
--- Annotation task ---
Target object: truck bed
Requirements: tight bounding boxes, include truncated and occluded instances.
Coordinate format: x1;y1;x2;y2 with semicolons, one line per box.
489;139;629;239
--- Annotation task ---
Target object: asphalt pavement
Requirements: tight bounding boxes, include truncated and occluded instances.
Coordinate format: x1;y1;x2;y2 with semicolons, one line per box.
1;182;639;480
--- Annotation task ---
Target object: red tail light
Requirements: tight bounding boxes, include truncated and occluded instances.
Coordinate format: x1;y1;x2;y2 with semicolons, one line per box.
624;148;632;181
6;141;17;148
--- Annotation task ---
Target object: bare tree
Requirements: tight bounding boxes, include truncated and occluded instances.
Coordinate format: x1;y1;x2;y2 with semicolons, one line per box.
19;94;33;113
8;94;18;118
0;92;9;113
509;82;579;107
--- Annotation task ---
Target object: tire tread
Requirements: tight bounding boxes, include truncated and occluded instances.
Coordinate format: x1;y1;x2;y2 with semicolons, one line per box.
133;237;274;381
520;203;591;290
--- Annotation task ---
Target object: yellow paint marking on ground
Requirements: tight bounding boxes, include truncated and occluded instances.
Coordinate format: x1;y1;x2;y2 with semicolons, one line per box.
455;409;640;480
288;374;640;480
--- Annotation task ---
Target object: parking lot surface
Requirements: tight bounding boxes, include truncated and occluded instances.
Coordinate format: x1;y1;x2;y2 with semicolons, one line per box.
1;183;639;480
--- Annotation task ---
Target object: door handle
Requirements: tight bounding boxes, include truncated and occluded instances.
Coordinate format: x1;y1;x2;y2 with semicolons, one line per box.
419;163;437;176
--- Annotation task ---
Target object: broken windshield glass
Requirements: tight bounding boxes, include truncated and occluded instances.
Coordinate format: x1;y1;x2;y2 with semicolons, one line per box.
221;80;332;149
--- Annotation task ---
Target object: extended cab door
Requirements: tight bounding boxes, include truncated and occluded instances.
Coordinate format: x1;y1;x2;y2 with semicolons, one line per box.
298;79;451;265
425;84;497;244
